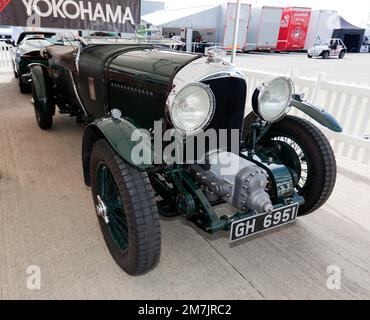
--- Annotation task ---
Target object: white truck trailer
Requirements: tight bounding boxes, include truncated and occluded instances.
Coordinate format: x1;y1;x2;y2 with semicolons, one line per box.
217;2;251;51
245;6;283;51
304;10;338;50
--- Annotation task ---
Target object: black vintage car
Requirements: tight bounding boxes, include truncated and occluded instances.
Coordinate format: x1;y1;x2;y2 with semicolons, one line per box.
30;37;342;275
7;31;58;93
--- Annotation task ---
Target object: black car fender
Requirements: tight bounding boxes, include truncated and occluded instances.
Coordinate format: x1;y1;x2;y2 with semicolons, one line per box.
29;64;55;116
291;99;342;133
82;117;153;186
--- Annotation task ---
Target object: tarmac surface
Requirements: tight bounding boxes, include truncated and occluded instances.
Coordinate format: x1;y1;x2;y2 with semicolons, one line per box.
233;52;370;86
0;54;369;300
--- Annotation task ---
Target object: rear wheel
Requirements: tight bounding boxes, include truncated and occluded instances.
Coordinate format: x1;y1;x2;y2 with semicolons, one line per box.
322;51;329;59
90;139;161;275
307;54;313;58
243;114;337;216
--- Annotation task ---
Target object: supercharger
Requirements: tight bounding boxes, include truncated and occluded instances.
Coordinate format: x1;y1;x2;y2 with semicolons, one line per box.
188;151;274;213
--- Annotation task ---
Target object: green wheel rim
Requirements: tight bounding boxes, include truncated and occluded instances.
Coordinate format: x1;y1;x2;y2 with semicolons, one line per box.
96;164;129;251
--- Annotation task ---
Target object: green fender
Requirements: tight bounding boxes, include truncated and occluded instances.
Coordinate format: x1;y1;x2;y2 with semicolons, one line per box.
291;99;342;133
82;117;153;186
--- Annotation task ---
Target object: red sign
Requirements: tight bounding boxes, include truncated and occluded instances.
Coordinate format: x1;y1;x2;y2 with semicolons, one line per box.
0;0;11;13
277;7;311;51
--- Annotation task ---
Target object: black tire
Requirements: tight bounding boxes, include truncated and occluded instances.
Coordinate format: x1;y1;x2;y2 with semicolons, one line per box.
242;113;336;216
90;139;161;275
19;79;30;93
31;66;53;130
322;51;329;59
33;106;53;130
307;54;313;58
339;50;345;59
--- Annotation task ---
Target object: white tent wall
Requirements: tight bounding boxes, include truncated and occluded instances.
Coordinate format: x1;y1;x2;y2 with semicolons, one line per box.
142;5;221;50
305;10;338;49
142;6;221;29
162;27;217;43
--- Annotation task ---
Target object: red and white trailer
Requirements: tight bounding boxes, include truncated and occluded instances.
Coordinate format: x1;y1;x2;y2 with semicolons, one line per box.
277;7;312;51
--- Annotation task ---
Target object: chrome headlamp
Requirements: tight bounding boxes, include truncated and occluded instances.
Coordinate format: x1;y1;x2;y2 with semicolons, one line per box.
252;77;294;122
168;83;215;135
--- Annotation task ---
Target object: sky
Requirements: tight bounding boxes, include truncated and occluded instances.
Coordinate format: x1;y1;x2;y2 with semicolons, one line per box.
164;0;370;27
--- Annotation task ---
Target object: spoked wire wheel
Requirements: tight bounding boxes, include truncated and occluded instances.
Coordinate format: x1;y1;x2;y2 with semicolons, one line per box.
243;114;337;216
96;164;129;252
269;135;309;191
90;139;161;275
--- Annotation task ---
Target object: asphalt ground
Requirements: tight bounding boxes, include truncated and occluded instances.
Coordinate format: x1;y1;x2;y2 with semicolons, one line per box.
233;52;370;87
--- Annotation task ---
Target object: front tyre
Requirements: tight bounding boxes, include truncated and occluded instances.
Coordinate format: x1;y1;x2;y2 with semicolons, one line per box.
19;79;30;93
31;65;54;130
90;139;161;275
322;51;329;59
307;54;313;58
34;106;52;130
260;116;337;216
339;50;345;59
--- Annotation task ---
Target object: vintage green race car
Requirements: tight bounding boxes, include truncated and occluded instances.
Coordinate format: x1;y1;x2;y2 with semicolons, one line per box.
29;37;342;275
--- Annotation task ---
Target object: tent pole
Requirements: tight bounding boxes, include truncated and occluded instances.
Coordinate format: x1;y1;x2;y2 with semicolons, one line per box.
231;0;241;63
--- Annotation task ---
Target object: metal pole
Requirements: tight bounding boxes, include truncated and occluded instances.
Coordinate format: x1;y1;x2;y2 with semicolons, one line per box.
231;0;241;63
186;27;193;53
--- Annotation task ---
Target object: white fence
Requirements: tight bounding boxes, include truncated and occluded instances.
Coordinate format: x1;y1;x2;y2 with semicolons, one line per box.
242;69;370;165
0;42;13;73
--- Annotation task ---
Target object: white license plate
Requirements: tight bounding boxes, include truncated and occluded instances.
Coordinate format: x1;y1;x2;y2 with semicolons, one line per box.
230;203;299;242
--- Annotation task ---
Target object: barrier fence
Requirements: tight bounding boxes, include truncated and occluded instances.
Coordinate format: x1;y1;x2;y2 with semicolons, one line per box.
0;42;13;73
242;69;370;165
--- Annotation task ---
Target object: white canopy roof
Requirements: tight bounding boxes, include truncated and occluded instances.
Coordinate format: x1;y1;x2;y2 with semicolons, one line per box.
142;5;221;29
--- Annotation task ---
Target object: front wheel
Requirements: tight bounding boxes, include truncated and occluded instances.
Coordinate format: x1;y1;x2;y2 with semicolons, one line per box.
90;139;161;275
259;116;337;216
34;106;52;130
307;54;313;58
19;79;30;94
339;50;345;59
31;65;54;130
322;51;329;59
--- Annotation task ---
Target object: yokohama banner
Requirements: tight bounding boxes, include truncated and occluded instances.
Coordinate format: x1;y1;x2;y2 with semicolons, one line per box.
0;0;140;33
